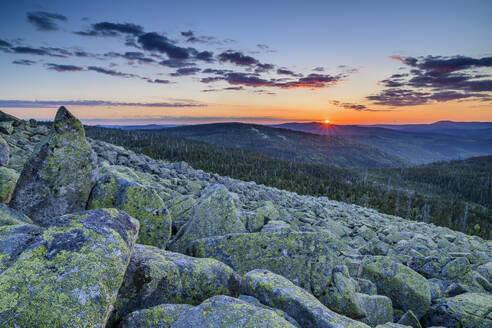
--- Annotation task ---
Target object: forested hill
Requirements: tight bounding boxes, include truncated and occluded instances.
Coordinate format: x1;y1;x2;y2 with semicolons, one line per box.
150;122;407;168
275;122;492;164
85;126;492;239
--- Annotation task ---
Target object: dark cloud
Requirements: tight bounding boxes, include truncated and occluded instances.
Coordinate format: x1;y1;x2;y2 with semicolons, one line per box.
87;66;138;78
181;30;216;44
222;72;344;89
138;32;191;60
106;51;155;63
4;46;71;58
312;67;325;72
202;68;232;75
329;100;387;112
46;63;84;72
255;63;274;73
200;76;224;83
194;50;214;62
223;86;244;90
257;44;269;50
218;51;258;66
370;55;492;106
0;39;11;47
0;100;205;108
76;22;144;37
147;79;171;84
27;11;67;31
12;59;36;66
170;67;201;76
277;68;302;77
160;59;195;68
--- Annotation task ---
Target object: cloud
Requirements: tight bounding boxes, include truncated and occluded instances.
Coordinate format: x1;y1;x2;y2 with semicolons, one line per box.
159;59;195;68
0;100;206;108
218;51;258;66
3;46;71;57
147;79;171;84
138;32;191;60
12;59;36;66
370;55;492;106
105;51;155;63
255;63;274;73
76;22;144;37
277;68;302;77
170;67;201;76
0;39;12;47
27;11;67;31
181;30;216;44
46;63;84;72
329;100;388;112
221;72;344;89
194;50;214;62
87;66;138;78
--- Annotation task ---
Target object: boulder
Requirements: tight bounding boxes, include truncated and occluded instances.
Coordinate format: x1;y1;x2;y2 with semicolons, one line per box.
0;136;9;166
357;293;394;327
0;122;13;135
170;295;297;328
9;106;98;226
120;304;194;328
238;295;301;327
0;208;139;327
110;244;240;325
0;167;18;203
421;292;492;328
166;194;196;232
0;223;41;273
359;256;431;318
0;204;31;226
397;310;422;328
88;165;171;248
191;231;345;302
246;201;279;232
241;269;370;328
169;184;245;252
261;220;292;233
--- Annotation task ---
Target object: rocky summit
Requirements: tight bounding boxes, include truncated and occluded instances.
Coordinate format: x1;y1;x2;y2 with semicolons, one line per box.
0;106;491;328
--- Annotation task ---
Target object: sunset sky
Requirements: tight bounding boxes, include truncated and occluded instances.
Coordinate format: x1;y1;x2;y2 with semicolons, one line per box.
0;0;491;125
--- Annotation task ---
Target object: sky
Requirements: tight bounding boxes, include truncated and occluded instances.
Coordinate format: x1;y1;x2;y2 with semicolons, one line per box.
0;0;491;125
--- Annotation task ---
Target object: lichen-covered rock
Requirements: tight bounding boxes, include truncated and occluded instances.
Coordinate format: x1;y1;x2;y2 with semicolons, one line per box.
0;223;41;273
9;106;98;226
261;219;292;233
0;204;32;226
0;122;13;135
0;208;139;327
238;295;301;327
192;231;346;303
0;167;18;203
0;136;9;166
170;295;297;328
111;244;240;325
241;269;370;328
120;303;194;328
246;201;279;232
359;256;431;318
357;293;393;327
88;164;171;248
421;292;492;328
166;194;196;232
397;310;422;328
375;324;411;328
170;184;245;252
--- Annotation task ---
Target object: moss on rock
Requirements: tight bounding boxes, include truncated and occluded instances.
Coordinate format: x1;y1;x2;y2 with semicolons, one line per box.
0;208;139;327
120;303;194;328
0;167;18;203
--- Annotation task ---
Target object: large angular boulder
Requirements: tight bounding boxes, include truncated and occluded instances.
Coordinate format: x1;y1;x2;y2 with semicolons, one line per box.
359;256;431;318
110;243;240;325
170;295;297;328
9;106;98;226
241;269;370;328
191;231;345;303
169;184;245;252
0;208;139;327
357;293;394;327
0;167;18;203
88;164;171;248
421;292;492;328
0;204;32;226
120;304;194;328
0;136;9;166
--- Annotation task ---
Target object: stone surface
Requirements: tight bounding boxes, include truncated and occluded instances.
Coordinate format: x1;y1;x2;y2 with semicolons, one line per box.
192;231;345;302
421;292;492;328
241;269;370;328
397;310;422;328
0;208;139;327
357;293;394;327
0;167;18;203
0;136;9;166
110;243;240;325
170;184;245;252
170;295;297;328
9;107;98;226
359;256;431;318
88;164;171;248
120;303;194;328
0;204;32;226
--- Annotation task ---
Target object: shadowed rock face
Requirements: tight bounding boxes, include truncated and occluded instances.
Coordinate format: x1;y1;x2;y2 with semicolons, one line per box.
9;106;98;226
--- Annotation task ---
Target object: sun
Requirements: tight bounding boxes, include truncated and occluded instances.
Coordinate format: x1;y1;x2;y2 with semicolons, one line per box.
324;119;331;124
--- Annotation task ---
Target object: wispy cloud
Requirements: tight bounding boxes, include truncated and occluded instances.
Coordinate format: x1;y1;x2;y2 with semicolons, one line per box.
0;100;206;108
27;11;67;31
329;100;390;112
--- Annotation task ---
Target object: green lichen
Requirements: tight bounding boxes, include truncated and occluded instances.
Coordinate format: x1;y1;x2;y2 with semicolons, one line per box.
0;167;18;203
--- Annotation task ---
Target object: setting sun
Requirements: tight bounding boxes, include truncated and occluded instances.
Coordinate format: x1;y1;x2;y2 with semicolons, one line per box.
324;119;331;124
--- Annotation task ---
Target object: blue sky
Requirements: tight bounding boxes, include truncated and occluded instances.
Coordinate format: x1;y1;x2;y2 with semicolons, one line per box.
0;0;491;124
